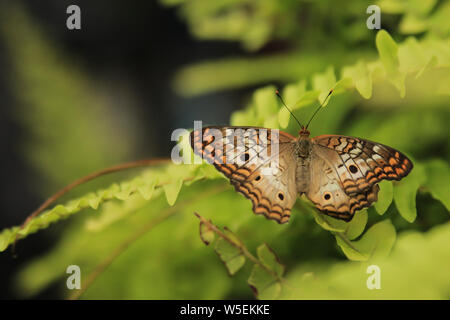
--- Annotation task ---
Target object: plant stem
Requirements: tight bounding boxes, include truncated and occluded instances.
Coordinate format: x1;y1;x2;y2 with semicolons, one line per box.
194;212;285;283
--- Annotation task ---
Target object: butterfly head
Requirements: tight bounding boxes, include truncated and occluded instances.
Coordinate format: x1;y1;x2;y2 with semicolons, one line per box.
299;126;310;137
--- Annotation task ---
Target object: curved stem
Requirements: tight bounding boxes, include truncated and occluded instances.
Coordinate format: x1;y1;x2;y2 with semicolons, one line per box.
13;158;172;253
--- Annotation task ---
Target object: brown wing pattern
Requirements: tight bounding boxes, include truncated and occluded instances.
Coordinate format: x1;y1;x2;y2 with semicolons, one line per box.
190;126;298;223
309;135;413;221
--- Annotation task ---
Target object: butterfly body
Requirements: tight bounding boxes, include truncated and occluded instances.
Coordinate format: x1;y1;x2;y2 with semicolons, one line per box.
294;135;312;194
191;126;413;224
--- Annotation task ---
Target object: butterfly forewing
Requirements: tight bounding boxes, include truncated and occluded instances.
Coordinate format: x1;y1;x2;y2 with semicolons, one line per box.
190;126;298;223
312;135;413;186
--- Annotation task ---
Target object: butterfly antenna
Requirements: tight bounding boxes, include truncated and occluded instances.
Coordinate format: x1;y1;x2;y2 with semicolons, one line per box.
275;90;303;129
305;89;333;130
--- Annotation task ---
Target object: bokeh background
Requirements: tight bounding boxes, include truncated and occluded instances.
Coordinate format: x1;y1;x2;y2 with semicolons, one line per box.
0;0;448;299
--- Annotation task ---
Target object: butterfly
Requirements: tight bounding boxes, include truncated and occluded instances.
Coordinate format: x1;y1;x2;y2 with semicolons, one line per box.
189;91;413;224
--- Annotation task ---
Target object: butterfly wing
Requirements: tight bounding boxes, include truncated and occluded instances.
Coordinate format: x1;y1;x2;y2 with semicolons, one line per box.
307;135;413;221
190;126;298;223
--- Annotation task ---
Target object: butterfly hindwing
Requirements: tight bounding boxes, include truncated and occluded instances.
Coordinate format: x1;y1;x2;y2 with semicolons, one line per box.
308;135;413;220
307;144;379;221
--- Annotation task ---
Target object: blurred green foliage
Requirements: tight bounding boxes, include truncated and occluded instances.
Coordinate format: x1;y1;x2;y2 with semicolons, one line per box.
0;1;449;299
0;5;139;192
165;0;450;96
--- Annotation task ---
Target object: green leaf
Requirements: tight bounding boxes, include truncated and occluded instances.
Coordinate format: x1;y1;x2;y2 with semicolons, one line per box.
336;219;396;261
253;85;278;122
399;37;429;76
256;243;285;277
248;243;285;300
277;81;306;128
214;237;246;275
294;90;321;107
277;89;320;128
163;179;183;206
312;65;336;104
423;159;450;211
230;110;247;126
86;193;101;210
394;163;426;222
137;178;158;201
374;180;394;215
199;219;216;245
341;60;372;99
248;264;282;300
307;196;368;237
278;107;292;129
283;81;307;107
162;164;202;206
115;181;135;200
375;30;406;97
333;77;353;93
308;204;346;233
263;114;279;129
345;210;368;240
0;229;14;252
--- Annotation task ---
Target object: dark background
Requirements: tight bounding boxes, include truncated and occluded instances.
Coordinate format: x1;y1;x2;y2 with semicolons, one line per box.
0;0;248;299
